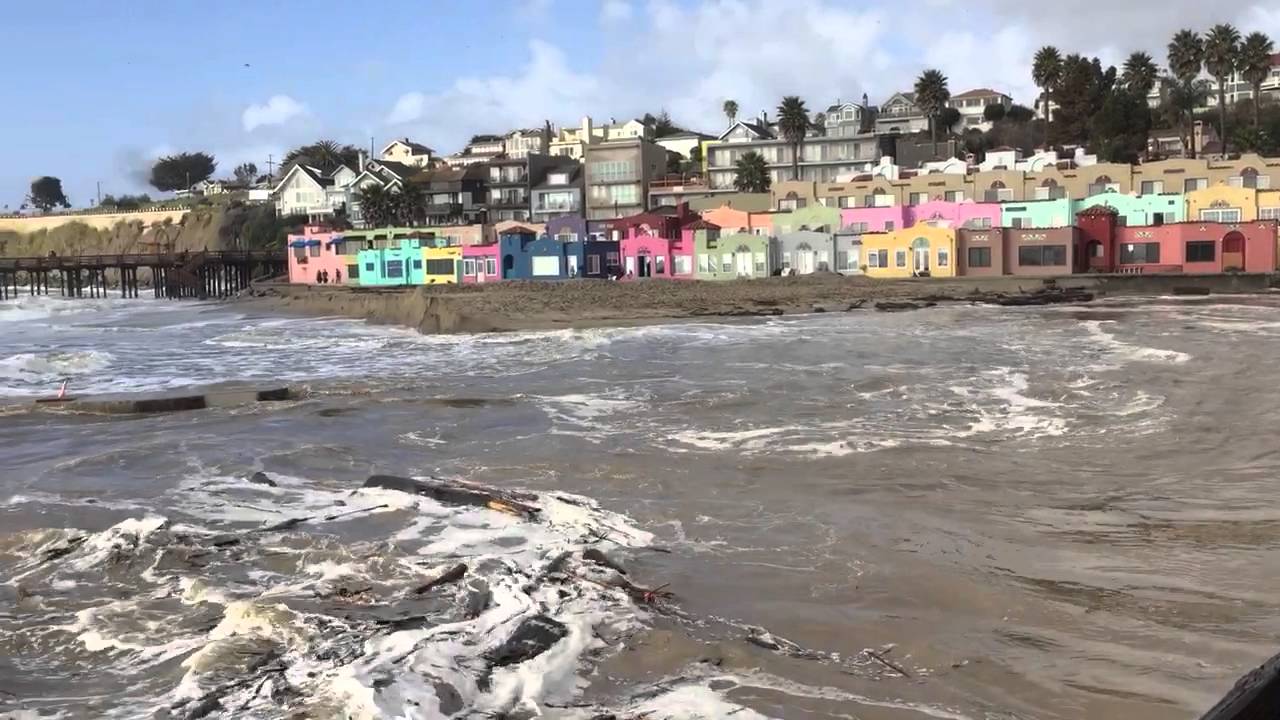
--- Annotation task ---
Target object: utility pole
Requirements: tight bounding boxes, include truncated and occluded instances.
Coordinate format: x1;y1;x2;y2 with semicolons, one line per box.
96;181;101;207
266;154;275;183
369;136;375;162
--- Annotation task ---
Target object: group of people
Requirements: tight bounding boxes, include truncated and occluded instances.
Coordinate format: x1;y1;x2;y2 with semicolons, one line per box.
314;269;341;284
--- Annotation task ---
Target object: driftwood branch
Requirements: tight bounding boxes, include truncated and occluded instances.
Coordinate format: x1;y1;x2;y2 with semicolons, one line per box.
364;475;541;520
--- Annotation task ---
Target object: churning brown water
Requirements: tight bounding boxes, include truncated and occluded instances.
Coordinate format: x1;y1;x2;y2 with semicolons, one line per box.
1;293;1278;719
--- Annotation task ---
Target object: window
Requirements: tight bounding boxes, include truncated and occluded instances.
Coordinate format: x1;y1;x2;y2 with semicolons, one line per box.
895;250;907;267
309;244;320;257
839;195;856;208
674;255;692;274
1087;182;1119;195
1260;207;1280;220
873;193;893;207
1140;180;1164;195
985;188;1014;202
365;262;375;272
655;256;666;274
781;252;792;269
386;259;404;278
721;253;732;272
531;256;561;276
1010;217;1025;229
1200;208;1242;223
1018;245;1067;266
945;190;965;202
966;217;992;229
697;254;709;273
347;264;359;279
937;248;949;267
556;232;578;243
867;251;879;268
606;251;620;267
908;192;928;206
877;249;888;267
1186;240;1215;262
463;258;476;276
754;253;766;274
486;257;497;275
1184;178;1208;192
588;160;636;182
968;247;992;267
425;258;454;275
1152;213;1165;226
847;222;869;234
1119;242;1161;264
884;221;895;231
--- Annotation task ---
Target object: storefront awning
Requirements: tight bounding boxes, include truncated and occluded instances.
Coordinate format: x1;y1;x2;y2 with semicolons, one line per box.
289;239;322;248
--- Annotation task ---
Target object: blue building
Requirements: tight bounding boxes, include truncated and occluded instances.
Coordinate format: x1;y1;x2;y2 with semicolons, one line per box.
355;238;426;286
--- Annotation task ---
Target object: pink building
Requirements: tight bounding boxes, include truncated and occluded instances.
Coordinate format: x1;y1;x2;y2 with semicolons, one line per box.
461;244;501;283
287;225;354;284
840;206;909;234
908;200;1002;230
601;207;699;279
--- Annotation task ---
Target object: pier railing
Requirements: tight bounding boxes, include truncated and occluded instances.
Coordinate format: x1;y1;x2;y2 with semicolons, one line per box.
0;250;287;300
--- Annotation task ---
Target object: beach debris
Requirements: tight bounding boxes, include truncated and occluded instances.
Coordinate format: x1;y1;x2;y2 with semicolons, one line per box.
363;474;541;520
248;471;277;487
412;563;468;595
484;615;569;668
583;547;627;575
956;287;1094;306
864;646;912;678
875;300;937;312
1198;646;1280;720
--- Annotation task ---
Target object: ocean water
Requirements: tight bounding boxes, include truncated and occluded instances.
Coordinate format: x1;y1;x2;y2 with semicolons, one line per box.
2;292;1279;719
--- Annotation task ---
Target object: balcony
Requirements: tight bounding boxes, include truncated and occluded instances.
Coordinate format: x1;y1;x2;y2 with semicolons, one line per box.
534;200;580;212
649;173;708;192
425;202;463;216
489;171;528;185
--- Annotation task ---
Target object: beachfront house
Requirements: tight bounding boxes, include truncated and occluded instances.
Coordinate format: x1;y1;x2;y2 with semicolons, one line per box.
861;225;957;278
498;226;586;280
462;243;500;284
695;230;771;280
423;245;463;284
356;237;426;286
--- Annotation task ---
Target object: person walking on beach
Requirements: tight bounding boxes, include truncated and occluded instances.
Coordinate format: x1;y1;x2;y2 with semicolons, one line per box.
335;269;342;284
315;269;322;284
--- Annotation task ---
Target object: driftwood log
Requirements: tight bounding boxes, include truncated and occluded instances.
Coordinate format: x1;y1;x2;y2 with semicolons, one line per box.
1199;650;1280;720
363;475;541;520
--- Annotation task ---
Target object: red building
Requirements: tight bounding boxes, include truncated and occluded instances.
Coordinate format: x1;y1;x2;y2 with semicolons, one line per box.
1072;205;1276;274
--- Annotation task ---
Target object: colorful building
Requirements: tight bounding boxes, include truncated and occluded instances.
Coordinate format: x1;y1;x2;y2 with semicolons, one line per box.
497;226;585;280
861;225;956;278
998;199;1073;229
956;228;1005;276
774;230;834;274
1185;186;1260;223
772;204;841;235
1113;221;1275;274
1004;227;1078;276
581;239;621;278
695;230;771;280
422;245;463;284
356;238;426;286
840;205;909;234
907;200;1002;230
546;216;587;243
462;244;500;284
1071;192;1184;226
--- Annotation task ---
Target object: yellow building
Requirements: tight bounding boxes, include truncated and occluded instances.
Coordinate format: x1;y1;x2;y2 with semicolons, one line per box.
421;246;462;284
1185;186;1260;223
860;225;957;278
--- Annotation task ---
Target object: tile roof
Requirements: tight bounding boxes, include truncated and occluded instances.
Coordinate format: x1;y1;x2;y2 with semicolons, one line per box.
951;88;1008;100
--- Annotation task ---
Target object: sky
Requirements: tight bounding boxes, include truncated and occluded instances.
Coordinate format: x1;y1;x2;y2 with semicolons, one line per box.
1;0;1278;209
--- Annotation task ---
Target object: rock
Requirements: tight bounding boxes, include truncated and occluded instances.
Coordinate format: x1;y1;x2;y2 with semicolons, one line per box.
875;301;937;312
412;563;468;594
484;615;569;668
811;304;829;313
464;579;492;618
249;471;277;487
583;548;627;575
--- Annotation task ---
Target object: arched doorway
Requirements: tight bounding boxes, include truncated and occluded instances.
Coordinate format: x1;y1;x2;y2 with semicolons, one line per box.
911;237;931;276
795;241;815;274
735;244;754;277
1222;231;1245;271
635;247;652;278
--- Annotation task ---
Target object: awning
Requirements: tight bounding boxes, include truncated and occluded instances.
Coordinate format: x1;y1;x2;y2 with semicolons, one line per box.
289;239;323;248
325;237;346;246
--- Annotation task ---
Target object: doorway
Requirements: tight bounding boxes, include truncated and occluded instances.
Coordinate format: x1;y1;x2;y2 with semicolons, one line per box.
796;243;815;274
567;255;579;278
1222;231;1245;271
911;238;931;276
736;249;754;277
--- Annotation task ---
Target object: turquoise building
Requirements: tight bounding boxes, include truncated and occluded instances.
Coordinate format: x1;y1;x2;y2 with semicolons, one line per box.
356;238;426;286
999;199;1073;228
1070;192;1184;226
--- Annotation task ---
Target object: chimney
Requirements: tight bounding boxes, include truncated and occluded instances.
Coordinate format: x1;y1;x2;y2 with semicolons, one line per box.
758;109;768;125
357;150;366;170
581;115;593;143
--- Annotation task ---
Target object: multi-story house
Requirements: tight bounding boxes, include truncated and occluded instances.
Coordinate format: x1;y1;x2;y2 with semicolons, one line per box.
504;128;549;159
822;99;868;137
1205;53;1280;108
549;117;655;160
875;92;929;135
272;164;358;219
704;112;880;190
486;154;578;223
531;162;584;223
380;138;436;168
655;130;714;159
947;88;1012;132
443;135;506;168
414;165;489;225
583;138;667;220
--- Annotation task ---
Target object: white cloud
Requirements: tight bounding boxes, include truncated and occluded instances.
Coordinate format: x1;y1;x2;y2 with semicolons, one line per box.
387;92;428;124
242;95;307;132
601;0;633;24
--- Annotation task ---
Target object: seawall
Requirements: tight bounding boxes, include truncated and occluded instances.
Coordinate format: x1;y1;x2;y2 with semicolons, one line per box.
236;272;1278;336
0;209;189;235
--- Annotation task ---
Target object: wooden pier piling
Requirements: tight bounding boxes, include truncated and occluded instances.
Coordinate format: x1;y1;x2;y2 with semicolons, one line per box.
0;251;284;301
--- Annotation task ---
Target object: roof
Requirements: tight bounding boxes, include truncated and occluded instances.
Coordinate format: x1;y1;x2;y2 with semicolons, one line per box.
533;165;582;188
951;88;1008;100
884;91;917;105
381;138;435;155
469;134;504;143
683;218;720;231
1077;204;1118;217
718;120;775;141
371;160;422;179
825;101;864;113
296;165;334;188
657;130;714;140
498;224;537;235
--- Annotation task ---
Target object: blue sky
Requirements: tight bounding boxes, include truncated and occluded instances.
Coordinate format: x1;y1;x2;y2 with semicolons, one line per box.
1;0;1277;209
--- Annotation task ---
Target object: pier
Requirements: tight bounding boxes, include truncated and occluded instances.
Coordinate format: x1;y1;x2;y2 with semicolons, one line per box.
0;250;286;301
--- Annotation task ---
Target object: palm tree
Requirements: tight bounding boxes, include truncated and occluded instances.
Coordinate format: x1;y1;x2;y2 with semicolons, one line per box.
776;96;811;181
355;184;393;228
1164;77;1211;157
1168;30;1206;157
733;151;771;193
1239;32;1276;128
1204;23;1242;155
1032;46;1064;146
914;69;951;158
723;99;739;126
396;182;426;226
1122;51;1159;98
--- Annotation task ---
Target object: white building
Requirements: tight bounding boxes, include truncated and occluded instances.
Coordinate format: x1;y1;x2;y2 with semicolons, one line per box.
504;128;548;159
272;165;353;218
655;130;713;159
380;138;436;168
549;117;655;160
947;88;1013;132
